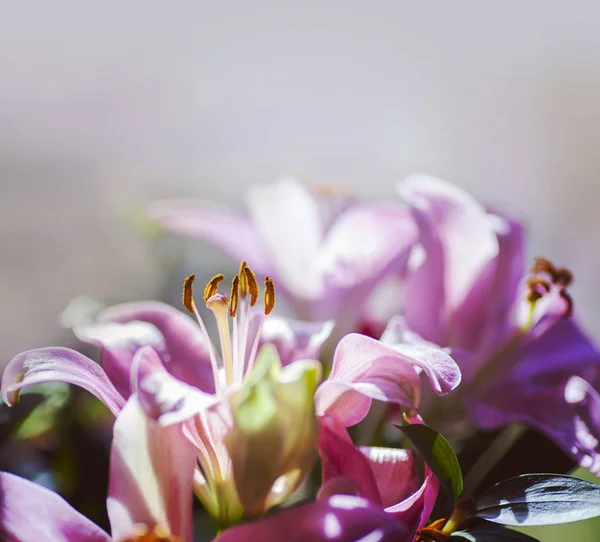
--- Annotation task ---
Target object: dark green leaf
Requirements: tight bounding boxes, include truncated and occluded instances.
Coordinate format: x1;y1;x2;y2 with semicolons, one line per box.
397;423;463;500
476;474;600;526
451;521;540;541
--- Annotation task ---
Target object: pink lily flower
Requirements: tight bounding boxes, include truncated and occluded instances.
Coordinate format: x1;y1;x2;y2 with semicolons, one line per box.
148;176;417;333
395;174;600;472
0;395;195;541
2;263;460;526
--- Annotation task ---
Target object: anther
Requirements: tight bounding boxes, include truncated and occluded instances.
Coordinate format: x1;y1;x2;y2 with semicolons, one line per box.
238;261;248;298
182;274;197;314
526;277;551;293
264;276;276;315
204;274;224;303
555;267;573;287
244;266;259;306
532;257;556;278
230;275;240;317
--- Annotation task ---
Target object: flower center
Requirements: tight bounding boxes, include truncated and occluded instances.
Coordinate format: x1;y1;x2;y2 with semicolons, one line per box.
526;256;573;315
120;524;182;542
182;261;276;396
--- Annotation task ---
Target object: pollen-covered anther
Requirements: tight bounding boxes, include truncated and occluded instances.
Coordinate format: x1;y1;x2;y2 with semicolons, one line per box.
555;267;573;287
264;276;276;315
244;266;259;306
531;256;557;278
238;261;248;298
182;273;197;314
204;274;225;303
230;274;240;317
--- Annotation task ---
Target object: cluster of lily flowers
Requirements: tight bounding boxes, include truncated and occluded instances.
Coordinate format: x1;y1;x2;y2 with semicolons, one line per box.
3;175;600;541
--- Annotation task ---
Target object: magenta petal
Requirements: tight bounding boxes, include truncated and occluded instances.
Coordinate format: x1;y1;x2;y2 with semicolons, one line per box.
0;472;110;541
215;495;411;542
107;396;195;541
2;347;126;416
359;447;418;509
132;346;218;426
91;301;216;394
148;198;271;270
317;414;382;505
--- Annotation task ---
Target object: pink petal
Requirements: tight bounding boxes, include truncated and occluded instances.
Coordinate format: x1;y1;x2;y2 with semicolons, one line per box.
148;198;271;270
107;396;196;541
87;301;216;394
0;472;110;541
258;316;334;366
2;347;126;416
315;333;460;426
215;495;410;542
131;346;218;426
318;203;416;291
317;414;382;505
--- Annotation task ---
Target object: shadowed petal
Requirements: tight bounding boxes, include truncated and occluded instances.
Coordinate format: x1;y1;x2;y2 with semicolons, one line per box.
215;495;411;542
131;346;218;426
107;396;195;541
317;414;381;505
2;347;126;416
91;301;216;394
148;199;271;270
0;472;110;542
471;376;600;475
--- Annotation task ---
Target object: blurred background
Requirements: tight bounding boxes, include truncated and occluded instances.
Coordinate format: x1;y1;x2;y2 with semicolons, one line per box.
1;2;600;540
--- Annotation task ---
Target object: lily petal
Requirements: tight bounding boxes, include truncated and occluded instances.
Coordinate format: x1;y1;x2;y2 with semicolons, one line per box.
2;347;126;416
246;176;325;297
0;472;110;542
148;198;271;270
131;346;218;426
317;204;416;291
315;334;460;426
215;495;411;542
107;396;195;541
258;316;335;366
91;301;216;394
398;174;499;345
318;413;382;505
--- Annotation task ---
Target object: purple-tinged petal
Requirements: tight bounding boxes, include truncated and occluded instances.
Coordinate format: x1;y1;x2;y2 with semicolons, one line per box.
246;176;325;297
0;472;110;542
215;495;411;542
258;316;334;366
318;204;417;291
318;414;382;505
108;396;195;541
471;376;600;474
359;447;418;509
511;318;600;381
92;301;215;394
398;175;500;345
131;346;218;426
148;198;271;270
2;347;126;416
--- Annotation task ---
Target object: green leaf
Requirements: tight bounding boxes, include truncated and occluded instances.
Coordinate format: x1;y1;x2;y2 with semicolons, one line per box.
398;423;463;500
451;521;540;541
476;474;600;526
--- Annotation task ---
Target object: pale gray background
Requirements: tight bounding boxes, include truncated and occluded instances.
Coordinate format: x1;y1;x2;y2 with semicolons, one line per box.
1;1;599;364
